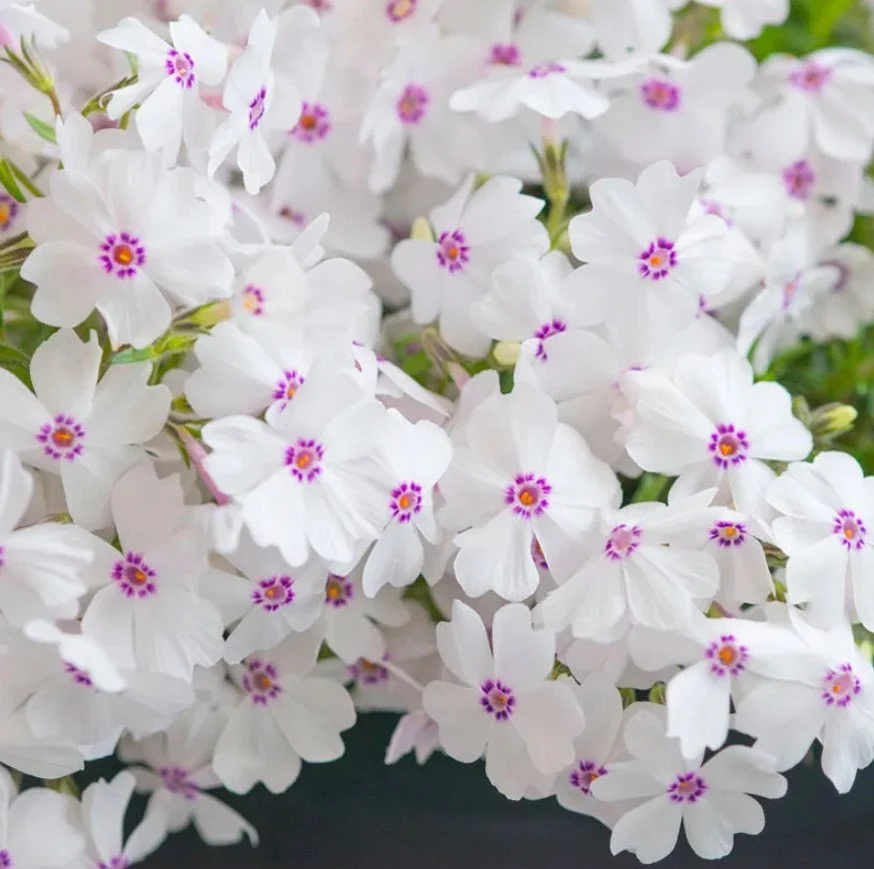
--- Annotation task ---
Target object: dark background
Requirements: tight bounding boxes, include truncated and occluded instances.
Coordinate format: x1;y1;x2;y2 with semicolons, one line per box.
140;712;872;868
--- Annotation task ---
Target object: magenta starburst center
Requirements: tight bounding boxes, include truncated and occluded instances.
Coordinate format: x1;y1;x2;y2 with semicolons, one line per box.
100;232;146;278
533;319;567;361
64;662;94;687
709;423;749;469
325;575;354;607
479;679;516;720
349;657;390;685
790;60;831;93
397;84;429;124
390;481;423;523
0;193;20;232
386;0;416;21
709;521;748;548
98;856;129;869
284;438;324;482
638;238;677;280
249;86;267;130
165;48;195;87
705;634;749;677
36;414;86;461
528;62;566;78
291;101;331;142
243;658;282;705
604;524;642;560
783;160;816;200
505;473;551;519
112;552;158;599
273;369;306;404
668;772;707;804
252;576;295;612
833;509;867;550
530;537;549;570
569;759;608;795
159;765;199;800
436;229;469;273
489;43;521;66
822;663;861;708
641;78;681;111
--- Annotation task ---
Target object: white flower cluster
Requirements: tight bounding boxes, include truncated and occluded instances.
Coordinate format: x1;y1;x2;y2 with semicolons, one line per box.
0;0;873;864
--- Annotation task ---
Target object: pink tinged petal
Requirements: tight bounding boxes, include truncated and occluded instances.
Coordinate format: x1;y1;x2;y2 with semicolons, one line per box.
87;364;170;446
726;460;777;521
213;703;302;795
190;792;258;847
513;682;584;773
623;710;688;782
590;760;666;801
238;130;276;196
437;601;494;686
147;241;233;307
110;463;187;551
300;477;363;565
744;382;813;460
701;745;787;798
30;329;100;419
822;705;874;793
224;608;293;665
201;417;287;494
422;681;488;762
325;606;385;665
666;661;731;758
24;242;107;329
574;673;625;762
484;719;540;800
628;625;701;671
170;15;228;86
784;533;848;616
273;679;355;762
635;161;703;243
242;473;309;566
609;795;682;864
851;545;874;631
96;16;170;60
492;603;554;690
733;682;824;770
454;509;539;602
705;791;766;837
682;795;742;861
81;587;136;670
0;449;34;534
7;789;85;868
124;799;172;861
60;446;140;530
84;772;134;861
569;176;652;260
136;75;185;163
96;272;172;350
362;521;423;597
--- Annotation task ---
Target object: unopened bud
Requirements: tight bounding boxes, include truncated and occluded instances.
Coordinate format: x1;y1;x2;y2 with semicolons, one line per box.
647;682;667;705
493;340;521;367
410;217;433;243
810;402;858;442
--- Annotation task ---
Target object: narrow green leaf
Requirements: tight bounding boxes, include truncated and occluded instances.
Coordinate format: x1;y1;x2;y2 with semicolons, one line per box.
0;160;25;203
0;343;32;388
23;111;56;143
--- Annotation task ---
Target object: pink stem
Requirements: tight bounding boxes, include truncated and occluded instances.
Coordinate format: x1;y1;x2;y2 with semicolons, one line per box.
177;426;229;506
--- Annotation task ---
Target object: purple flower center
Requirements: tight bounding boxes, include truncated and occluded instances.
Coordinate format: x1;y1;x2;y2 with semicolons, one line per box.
243;658;282;705
397;84;429;124
705;634;749;677
505;473;551;519
708;424;749;469
291;101;332;142
480;679;515;720
284;438;325;482
641;78;681;111
159;766;199;800
252;576;295;612
98;856;129;869
638;238;677;280
822;663;861;707
279;205;308;227
709;521;747;548
166;48;195;88
783;160;816;200
834;509;867;550
349;657;390;685
111;552;158;599
530;536;549;570
36;415;86;461
0;193;19;232
240;284;266;316
604;524;642;561
273;369;306;404
65;662;94;687
325;575;354;607
569;759;608;795
100;232;146;278
391;481;423;523
668;772;707;804
790;60;831;93
528;62;566;79
386;0;416;21
533;319;567;361
489;43;521;66
0;851;10;869
249;86;267;130
436;229;469;273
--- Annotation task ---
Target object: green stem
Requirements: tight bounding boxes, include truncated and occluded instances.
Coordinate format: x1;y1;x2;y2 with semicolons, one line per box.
9;162;42;198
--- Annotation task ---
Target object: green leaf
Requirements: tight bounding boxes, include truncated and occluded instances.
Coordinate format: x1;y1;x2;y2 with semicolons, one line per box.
22;111;56;143
0;159;25;203
0;343;32;388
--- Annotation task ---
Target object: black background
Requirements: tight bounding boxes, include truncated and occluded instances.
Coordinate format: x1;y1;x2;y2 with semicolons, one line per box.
141;712;872;868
